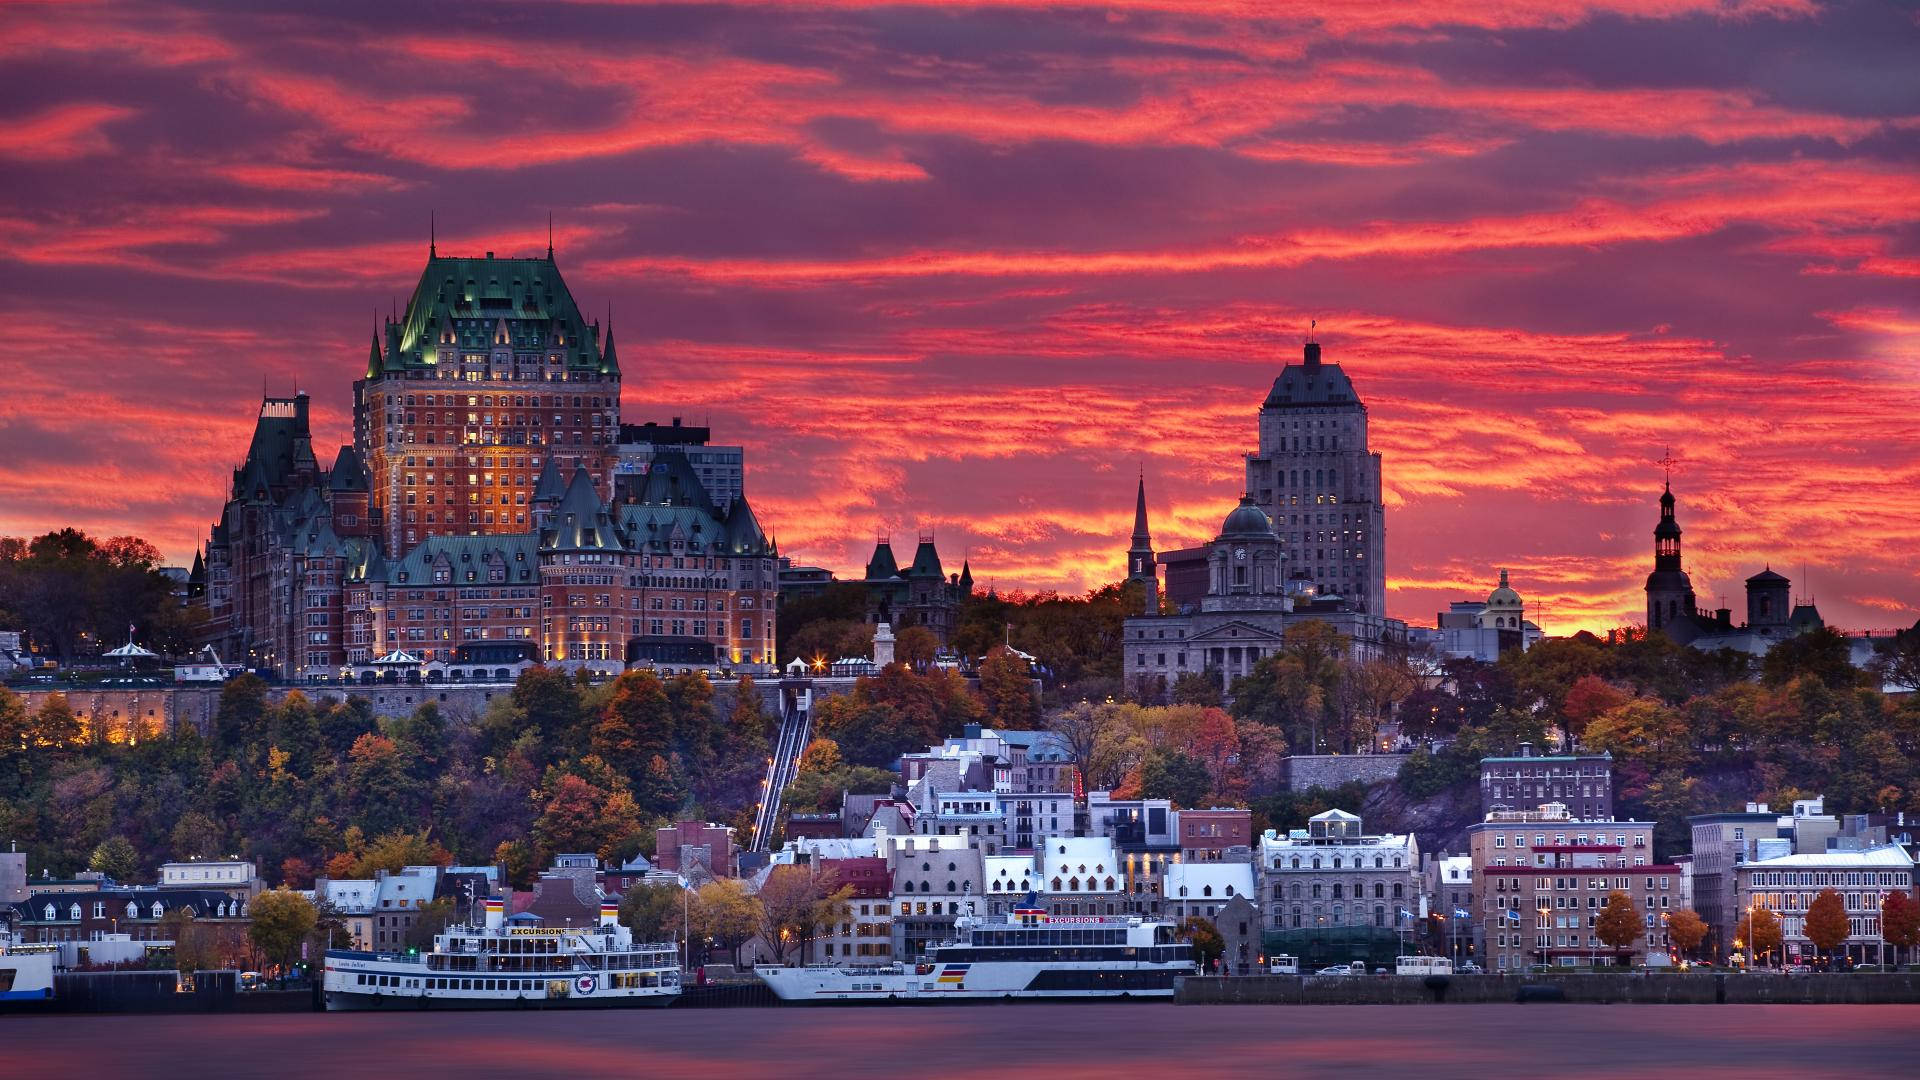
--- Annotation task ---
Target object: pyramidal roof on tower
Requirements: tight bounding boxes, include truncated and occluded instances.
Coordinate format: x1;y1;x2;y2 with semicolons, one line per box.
541;467;622;552
376;249;615;376
531;456;568;504
329;445;370;492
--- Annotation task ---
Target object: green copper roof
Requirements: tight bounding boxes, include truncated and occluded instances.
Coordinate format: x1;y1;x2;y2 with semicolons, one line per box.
372;252;614;376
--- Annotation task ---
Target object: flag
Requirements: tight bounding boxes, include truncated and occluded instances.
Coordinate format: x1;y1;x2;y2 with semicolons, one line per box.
1398;908;1414;920
1454;908;1471;919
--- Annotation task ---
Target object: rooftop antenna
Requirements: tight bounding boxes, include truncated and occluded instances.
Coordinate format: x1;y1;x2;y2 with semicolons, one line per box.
547;211;554;260
430;211;436;258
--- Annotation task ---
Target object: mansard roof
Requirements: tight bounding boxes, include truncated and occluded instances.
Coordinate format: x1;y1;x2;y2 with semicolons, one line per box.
866;541;901;581
374;252;614;376
231;395;319;503
908;539;944;579
621;450;716;513
384;533;537;585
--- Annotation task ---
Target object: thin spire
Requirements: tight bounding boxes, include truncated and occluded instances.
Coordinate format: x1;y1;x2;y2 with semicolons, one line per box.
1131;471;1151;543
1657;445;1677;489
430;211;436;257
547;211;554;260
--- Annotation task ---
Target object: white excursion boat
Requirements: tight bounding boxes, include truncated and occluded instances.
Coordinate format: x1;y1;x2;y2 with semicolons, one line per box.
323;899;680;1010
757;906;1194;1003
0;932;56;1007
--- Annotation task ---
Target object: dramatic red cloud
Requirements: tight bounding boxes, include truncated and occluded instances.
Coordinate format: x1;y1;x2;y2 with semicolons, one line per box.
0;0;1914;635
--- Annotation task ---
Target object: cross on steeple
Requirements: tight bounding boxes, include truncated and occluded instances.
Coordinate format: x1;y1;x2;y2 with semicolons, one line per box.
1656;446;1679;487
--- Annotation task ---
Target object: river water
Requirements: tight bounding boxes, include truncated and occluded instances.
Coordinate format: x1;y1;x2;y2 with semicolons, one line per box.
7;1002;1917;1077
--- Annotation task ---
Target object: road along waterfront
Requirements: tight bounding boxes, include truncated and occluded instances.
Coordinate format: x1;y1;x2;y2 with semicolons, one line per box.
6;1003;1919;1078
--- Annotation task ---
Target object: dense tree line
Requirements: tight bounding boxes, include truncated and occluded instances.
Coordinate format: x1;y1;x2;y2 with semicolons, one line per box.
0;529;205;663
1395;627;1920;858
0;667;777;886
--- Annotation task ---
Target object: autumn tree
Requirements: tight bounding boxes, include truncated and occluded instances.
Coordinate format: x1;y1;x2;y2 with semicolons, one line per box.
1804;888;1850;967
619;882;688;944
757;864;840;964
593;669;673;775
895;625;940;669
1561;675;1632;745
691;878;761;966
1176;916;1225;973
32;693;82;748
1880;890;1920;967
1593;891;1643;965
1665;908;1708;961
1737;906;1783;966
248;889;319;980
978;646;1039;727
1581;697;1694;772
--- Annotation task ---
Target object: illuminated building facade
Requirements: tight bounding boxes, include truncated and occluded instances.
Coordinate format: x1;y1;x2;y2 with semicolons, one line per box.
198;249;777;680
354;246;620;552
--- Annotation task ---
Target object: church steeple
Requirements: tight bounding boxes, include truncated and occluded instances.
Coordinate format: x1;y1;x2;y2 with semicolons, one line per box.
1127;471;1158;615
1645;479;1696;632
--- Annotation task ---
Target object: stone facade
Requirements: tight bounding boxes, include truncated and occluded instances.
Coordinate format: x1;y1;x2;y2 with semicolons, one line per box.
1243;341;1387;617
1257;809;1420;934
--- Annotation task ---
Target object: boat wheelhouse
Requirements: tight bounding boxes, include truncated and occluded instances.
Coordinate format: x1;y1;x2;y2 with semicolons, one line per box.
323;899;679;1010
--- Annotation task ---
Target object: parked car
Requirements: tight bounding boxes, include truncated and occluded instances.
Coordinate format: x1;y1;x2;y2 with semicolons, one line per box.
1456;961;1483;974
1315;964;1354;976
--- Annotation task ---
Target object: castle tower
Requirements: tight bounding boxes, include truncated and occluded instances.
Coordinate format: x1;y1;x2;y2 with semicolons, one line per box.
1644;482;1697;631
1127;473;1158;615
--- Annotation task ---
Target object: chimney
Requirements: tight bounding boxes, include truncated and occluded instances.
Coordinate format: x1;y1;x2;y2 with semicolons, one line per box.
600;901;619;928
1519;741;1533;758
483;896;504;931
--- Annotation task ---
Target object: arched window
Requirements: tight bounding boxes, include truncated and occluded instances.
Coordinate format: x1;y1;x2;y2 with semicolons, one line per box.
946;881;956;892
1374;883;1385;898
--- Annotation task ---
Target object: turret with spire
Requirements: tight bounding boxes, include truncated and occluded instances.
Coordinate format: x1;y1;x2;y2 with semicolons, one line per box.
1127;471;1158;615
1645;477;1697;632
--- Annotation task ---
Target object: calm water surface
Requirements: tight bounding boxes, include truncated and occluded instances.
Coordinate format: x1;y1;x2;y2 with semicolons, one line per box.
7;1003;1918;1078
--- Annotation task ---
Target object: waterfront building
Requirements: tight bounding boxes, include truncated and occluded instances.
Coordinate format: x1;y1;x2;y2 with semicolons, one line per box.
10;887;248;946
890;846;984;960
1734;845;1916;967
1257;809;1420;934
1687;804;1787;962
1164;862;1256;923
1479;743;1613;820
1425;854;1481;963
815;856;893;964
316;878;378;950
1468;804;1665;970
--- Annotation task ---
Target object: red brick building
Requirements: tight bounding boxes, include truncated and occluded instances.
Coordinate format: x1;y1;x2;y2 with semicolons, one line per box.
198;251;778;680
1178;808;1254;861
654;822;736;880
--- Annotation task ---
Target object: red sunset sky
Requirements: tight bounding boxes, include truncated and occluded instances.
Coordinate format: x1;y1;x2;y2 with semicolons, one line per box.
1;0;1915;634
